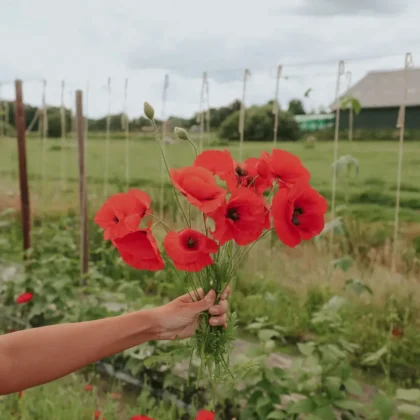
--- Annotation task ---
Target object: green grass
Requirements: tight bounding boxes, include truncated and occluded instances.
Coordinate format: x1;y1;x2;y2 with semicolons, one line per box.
1;136;419;222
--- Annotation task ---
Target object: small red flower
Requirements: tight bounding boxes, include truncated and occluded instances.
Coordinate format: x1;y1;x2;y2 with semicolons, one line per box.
164;229;218;272
272;182;327;248
94;410;102;420
113;230;164;271
131;416;154;420
85;384;93;391
391;328;403;338
210;188;267;246
261;149;310;186
170;166;227;213
94;189;151;241
196;410;215;420
16;292;33;304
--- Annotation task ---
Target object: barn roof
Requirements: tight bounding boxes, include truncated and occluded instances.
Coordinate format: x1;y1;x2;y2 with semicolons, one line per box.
331;68;420;109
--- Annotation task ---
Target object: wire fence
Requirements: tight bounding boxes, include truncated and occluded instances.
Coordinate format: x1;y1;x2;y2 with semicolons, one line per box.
0;51;418;273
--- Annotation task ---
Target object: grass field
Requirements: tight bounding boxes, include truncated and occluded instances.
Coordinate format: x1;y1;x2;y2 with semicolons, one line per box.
1;136;420;223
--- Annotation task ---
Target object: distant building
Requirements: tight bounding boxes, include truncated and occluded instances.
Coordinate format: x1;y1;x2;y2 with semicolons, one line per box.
331;68;420;130
294;114;335;132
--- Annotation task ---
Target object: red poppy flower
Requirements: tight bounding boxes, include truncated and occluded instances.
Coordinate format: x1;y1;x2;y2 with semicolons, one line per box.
131;416;154;420
113;230;164;271
391;328;403;338
16;292;33;304
170;166;227;213
164;229;218;272
210;188;267;246
194;149;235;179
194;150;273;195
261;149;310;186
94;410;103;420
196;410;215;420
272;182;328;248
229;158;273;195
85;384;93;391
94;189;151;241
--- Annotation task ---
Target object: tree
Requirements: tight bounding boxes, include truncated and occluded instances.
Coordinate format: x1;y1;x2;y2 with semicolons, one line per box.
219;102;300;142
288;99;306;115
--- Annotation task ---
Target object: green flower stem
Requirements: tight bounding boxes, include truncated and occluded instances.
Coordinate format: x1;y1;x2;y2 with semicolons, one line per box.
151;120;190;228
145;212;170;232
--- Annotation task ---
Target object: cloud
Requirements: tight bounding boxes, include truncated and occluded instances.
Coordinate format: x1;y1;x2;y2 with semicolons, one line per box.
291;0;408;16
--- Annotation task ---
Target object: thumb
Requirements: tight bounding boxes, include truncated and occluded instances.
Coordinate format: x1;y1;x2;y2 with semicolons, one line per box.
188;290;216;313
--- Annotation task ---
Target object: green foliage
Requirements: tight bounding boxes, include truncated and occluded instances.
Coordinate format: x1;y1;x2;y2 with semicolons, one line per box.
288;99;306;115
219;103;300;141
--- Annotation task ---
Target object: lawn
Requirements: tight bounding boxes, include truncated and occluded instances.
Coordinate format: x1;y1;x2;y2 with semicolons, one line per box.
1;136;420;222
1;134;420;419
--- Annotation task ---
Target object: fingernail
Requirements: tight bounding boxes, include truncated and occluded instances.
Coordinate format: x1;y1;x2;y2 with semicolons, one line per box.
210;318;219;325
209;307;218;315
205;290;215;302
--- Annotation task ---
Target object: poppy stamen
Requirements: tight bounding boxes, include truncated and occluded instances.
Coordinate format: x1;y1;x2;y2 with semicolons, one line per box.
235;166;247;177
292;207;303;226
113;216;119;223
186;236;198;249
226;208;240;221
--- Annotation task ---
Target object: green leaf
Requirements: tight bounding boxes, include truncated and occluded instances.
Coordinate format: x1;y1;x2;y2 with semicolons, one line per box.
397;403;420;416
334;399;364;413
332;256;354;272
343;379;364;396
362;346;388;366
304;88;313;97
248;322;264;330
298;342;316;356
325;376;342;398
372;395;394;420
267;411;286;419
313;406;336;420
288;398;314;414
396;389;420;403
259;329;280;342
345;279;373;296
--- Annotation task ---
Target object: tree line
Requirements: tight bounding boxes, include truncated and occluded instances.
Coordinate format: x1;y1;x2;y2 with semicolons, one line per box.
1;98;309;141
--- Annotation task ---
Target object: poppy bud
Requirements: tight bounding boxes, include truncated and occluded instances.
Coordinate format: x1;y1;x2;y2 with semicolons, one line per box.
143;102;155;120
174;127;189;141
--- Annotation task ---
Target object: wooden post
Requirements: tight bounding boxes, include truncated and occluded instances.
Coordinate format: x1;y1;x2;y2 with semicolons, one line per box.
346;72;353;142
14;80;31;254
76;90;88;282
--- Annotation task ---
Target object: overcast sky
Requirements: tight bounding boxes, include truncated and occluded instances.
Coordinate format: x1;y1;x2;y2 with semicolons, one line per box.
0;0;418;119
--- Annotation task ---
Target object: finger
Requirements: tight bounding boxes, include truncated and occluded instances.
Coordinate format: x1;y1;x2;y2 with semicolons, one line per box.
209;313;227;327
220;286;231;300
178;288;205;303
188;290;216;312
208;300;228;316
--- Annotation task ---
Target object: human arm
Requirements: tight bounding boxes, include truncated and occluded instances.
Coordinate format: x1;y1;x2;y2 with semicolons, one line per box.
0;288;229;395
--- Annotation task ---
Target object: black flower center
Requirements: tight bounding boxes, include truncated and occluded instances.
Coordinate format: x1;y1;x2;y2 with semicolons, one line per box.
113;216;119;223
292;207;303;226
235;166;247;177
186;236;198;249
226;207;240;221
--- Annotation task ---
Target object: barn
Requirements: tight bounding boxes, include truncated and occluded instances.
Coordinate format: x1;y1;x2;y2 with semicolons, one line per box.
331;68;420;130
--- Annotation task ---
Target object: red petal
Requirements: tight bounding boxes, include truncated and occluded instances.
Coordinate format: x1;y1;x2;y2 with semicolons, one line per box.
272;189;301;247
194;150;235;176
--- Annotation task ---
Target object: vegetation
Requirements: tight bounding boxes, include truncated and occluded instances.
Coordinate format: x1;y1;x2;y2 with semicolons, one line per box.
0;128;419;418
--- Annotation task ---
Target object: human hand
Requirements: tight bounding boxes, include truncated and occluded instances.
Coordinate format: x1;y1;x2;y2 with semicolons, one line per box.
152;287;230;341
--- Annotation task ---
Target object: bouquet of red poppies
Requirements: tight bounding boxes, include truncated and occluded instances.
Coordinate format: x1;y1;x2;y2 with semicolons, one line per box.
94;102;327;385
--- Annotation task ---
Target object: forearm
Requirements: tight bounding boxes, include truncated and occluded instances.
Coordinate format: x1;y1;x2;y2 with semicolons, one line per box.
0;309;158;395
